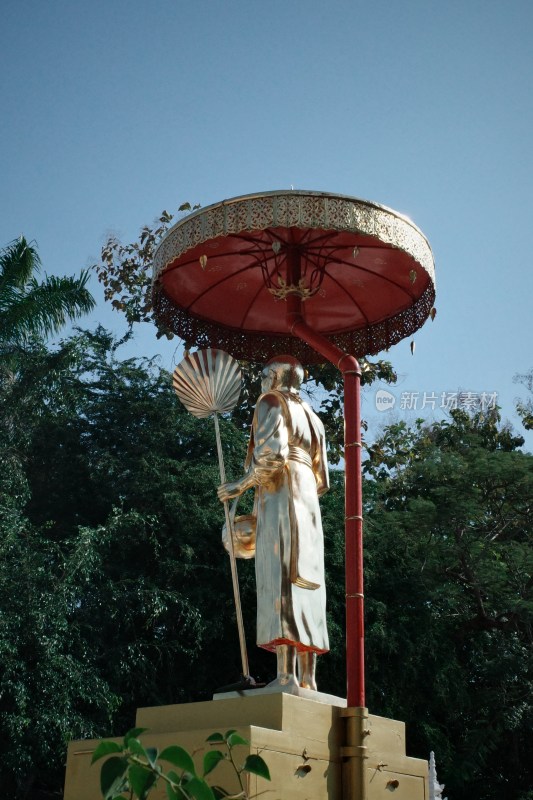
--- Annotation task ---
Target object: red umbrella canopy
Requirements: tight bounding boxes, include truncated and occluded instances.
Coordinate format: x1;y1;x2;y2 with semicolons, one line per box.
152;191;435;364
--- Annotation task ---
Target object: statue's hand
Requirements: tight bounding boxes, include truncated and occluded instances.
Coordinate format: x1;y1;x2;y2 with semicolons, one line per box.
217;480;244;503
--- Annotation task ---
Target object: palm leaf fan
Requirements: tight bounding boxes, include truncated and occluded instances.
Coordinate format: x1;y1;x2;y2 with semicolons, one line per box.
172;348;254;686
173;348;241;418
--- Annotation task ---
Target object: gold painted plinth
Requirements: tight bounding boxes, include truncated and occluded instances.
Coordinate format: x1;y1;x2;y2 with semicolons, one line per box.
64;694;428;800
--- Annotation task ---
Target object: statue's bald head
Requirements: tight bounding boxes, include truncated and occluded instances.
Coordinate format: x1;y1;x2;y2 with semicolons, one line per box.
261;355;304;394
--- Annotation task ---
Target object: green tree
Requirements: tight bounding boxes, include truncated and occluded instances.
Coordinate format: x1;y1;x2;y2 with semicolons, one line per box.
0;503;122;798
0;328;260;798
94;207;192;333
0;236;95;346
514;369;533;430
0;239;97;797
352;410;533;800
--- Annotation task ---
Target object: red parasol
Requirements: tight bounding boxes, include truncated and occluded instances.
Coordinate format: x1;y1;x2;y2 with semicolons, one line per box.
153;190;434;362
152;190;436;707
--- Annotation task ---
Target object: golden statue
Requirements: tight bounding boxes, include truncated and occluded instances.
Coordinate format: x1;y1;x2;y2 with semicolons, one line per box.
218;355;329;692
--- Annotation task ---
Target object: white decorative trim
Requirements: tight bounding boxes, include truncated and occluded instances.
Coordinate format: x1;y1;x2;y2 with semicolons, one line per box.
153;190;435;286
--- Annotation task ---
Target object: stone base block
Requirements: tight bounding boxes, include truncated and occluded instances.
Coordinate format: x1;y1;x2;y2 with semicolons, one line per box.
64;693;428;800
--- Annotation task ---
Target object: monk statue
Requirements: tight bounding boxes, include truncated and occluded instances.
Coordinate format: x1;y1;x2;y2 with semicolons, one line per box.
217;355;329;692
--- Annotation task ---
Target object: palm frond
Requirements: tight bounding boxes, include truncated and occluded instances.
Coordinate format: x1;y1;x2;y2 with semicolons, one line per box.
0;236;40;293
0;271;95;344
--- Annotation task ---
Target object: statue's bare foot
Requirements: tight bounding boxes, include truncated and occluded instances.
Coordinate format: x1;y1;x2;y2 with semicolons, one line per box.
298;652;317;691
267;673;300;690
269;644;298;690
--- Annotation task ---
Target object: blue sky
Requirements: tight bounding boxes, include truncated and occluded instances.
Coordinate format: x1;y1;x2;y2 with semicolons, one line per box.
1;0;532;447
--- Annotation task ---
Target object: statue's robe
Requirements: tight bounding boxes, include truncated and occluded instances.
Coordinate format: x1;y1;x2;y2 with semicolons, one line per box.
245;389;330;654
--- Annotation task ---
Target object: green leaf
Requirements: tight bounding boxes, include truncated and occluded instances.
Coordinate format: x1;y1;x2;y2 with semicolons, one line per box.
124;727;148;746
159;745;196;775
226;733;248;748
128;763;157;799
242;754;270;781
128;738;147;758
205;732;225;744
202;749;225;777
185;776;216;800
91;740;123;764
100;756;129;799
223;730;236;740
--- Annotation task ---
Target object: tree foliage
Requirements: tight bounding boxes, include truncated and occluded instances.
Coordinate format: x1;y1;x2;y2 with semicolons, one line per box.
514;369;533;431
0;328;255;798
1;326;531;799
358;411;532;800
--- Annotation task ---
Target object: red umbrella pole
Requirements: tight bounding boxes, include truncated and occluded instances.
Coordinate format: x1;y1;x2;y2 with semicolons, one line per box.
286;275;364;707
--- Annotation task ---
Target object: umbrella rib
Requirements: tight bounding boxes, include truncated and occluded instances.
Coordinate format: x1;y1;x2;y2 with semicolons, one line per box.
231;232;273;246
304;241;388;255
238;250;282;329
161;246;262;276
232;230;341;251
160;236;394;283
239;276;267;330
230;232;296;257
183;262;260;312
323;268;371;326
337;260;416;302
297;228;314;245
328;255;418;302
300;230;341;248
162;239;388;277
162;232;419;335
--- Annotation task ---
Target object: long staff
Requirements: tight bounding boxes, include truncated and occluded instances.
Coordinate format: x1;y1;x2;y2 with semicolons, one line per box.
172;348;250;680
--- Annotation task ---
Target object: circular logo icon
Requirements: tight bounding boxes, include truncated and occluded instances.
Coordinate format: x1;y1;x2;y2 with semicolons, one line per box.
375;389;396;411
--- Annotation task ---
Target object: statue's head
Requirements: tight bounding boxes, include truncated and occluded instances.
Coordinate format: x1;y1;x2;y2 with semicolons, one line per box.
261;355;304;394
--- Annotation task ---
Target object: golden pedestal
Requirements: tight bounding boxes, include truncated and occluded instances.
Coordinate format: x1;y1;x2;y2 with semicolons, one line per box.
64;693;428;799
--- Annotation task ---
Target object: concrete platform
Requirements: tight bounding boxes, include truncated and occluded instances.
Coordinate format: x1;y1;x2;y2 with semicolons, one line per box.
64;693;428;799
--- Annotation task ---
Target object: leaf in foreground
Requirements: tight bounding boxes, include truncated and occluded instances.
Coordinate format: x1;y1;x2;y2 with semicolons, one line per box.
124;727;148;746
159;745;196;776
206;732;225;744
100;756;129;799
203;749;225;777
242;754;270;781
128;763;158;799
91;741;123;764
184;776;216;800
226;733;248;748
128;738;147;759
